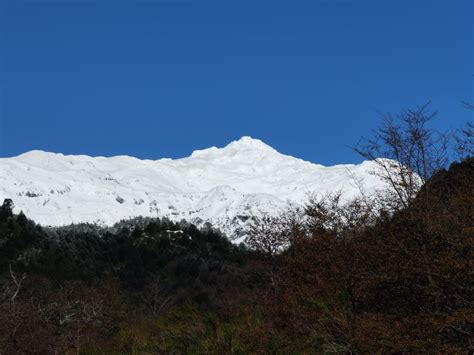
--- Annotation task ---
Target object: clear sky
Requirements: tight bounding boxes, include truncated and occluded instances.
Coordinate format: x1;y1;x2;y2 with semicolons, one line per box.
1;0;473;165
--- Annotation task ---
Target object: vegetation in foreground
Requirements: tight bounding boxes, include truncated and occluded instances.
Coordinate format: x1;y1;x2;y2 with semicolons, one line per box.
0;107;472;353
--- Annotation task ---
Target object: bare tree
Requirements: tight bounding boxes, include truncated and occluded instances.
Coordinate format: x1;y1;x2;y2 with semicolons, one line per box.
354;104;450;210
245;212;301;290
245;214;291;257
2;265;27;352
9;264;26;308
142;275;174;316
455;121;473;159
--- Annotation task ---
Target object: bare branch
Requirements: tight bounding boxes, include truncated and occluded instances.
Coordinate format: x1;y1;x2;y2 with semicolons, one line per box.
354;104;450;211
9;264;26;305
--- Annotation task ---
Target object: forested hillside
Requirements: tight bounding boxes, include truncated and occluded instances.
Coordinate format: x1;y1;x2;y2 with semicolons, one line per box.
0;155;472;353
1;109;473;353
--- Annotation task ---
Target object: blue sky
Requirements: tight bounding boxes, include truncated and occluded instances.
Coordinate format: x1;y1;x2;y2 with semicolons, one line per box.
1;0;473;165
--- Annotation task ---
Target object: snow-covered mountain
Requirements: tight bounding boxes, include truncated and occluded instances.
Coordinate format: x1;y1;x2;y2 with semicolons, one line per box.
0;137;386;240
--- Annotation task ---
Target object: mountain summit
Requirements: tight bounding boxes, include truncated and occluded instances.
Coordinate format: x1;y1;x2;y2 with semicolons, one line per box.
225;136;276;151
190;136;277;159
0;138;386;239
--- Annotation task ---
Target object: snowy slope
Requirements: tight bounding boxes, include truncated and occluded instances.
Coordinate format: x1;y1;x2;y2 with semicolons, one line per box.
0;137;387;239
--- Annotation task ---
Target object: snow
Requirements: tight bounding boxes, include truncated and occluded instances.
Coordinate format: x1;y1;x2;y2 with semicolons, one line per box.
0;136;387;239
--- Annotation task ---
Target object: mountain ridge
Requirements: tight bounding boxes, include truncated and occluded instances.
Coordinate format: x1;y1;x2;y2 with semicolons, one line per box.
0;137;387;240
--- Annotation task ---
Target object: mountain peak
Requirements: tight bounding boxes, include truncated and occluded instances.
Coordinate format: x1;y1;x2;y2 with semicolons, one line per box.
225;136;275;151
190;136;277;158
